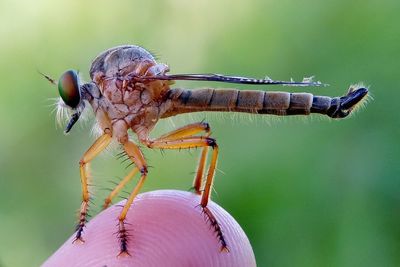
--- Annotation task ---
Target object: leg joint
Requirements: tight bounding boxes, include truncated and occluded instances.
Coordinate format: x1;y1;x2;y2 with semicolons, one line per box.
145;140;153;148
202;122;211;133
206;137;218;149
140;166;148;175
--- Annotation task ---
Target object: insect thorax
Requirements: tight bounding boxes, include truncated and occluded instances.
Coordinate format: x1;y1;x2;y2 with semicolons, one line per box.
87;45;172;135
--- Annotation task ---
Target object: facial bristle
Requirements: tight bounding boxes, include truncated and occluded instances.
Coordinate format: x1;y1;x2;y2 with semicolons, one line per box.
55;97;70;128
55;97;92;133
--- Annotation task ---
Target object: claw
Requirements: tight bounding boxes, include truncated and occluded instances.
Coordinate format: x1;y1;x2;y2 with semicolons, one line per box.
72;236;85;244
220;246;230;253
117;250;131;258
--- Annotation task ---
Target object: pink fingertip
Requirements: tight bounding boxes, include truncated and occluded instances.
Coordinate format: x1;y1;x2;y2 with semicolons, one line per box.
42;190;256;267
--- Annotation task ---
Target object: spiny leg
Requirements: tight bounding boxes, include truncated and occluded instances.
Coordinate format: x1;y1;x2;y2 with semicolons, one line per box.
117;140;148;256
75;133;112;243
154;122;211;194
103;167;139;209
199;143;229;252
146;133;228;251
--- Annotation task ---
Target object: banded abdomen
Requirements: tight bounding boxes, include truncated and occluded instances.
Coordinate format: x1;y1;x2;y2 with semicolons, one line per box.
162;86;368;119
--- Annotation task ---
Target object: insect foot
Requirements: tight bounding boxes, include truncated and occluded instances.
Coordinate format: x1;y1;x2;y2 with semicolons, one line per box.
117;220;131;257
73;201;90;244
202;206;229;252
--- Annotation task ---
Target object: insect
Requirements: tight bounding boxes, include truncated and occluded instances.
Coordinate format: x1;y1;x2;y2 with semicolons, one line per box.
42;45;368;256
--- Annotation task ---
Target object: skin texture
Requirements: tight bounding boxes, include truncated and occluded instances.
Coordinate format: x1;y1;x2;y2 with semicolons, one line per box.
42;190;256;267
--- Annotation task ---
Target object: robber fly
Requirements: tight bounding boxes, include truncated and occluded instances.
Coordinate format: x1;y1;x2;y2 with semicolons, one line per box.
42;45;368;256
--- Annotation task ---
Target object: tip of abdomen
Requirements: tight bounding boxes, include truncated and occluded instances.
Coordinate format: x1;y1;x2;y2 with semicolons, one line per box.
327;85;370;118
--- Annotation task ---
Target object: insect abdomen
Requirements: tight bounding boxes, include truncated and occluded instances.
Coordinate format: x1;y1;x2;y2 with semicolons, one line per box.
163;87;368;118
164;89;318;116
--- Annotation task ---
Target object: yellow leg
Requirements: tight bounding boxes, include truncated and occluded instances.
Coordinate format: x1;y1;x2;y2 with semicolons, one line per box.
102;167;139;209
194;146;209;194
148;122;211;194
117;140;148;256
148;137;218;208
156;122;210;141
200;144;218;208
75;133;112;242
197;143;228;252
147;132;228;251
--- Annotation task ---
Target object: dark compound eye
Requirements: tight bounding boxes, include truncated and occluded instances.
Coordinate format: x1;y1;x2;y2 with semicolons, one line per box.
58;70;81;108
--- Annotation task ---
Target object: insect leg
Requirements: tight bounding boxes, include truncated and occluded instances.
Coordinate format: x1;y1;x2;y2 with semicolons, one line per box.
155;122;211;194
117;140;148;256
156;122;210;141
102;167;139;209
199;142;229;252
75;133;112;243
146;135;228;251
194;146;209;194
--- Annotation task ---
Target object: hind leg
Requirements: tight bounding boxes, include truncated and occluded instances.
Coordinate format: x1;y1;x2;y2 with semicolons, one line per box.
143;125;228;251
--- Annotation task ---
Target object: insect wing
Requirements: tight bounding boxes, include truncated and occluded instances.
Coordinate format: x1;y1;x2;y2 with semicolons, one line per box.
139;73;325;86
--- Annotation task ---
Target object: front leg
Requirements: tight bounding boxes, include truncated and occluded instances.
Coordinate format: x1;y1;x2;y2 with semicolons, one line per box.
117;140;148;256
75;132;112;242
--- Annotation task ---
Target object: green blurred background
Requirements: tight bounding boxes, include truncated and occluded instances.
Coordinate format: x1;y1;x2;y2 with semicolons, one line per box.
0;0;399;266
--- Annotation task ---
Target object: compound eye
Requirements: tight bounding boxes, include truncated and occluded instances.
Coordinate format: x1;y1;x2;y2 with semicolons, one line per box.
58;70;81;108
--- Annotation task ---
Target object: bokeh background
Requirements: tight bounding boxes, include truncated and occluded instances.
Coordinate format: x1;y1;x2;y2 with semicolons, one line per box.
0;0;399;266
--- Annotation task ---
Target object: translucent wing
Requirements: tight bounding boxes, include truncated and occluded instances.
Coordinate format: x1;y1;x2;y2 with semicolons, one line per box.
139;73;325;86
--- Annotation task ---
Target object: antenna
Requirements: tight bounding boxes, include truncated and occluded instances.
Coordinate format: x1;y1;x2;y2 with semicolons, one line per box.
38;70;57;85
